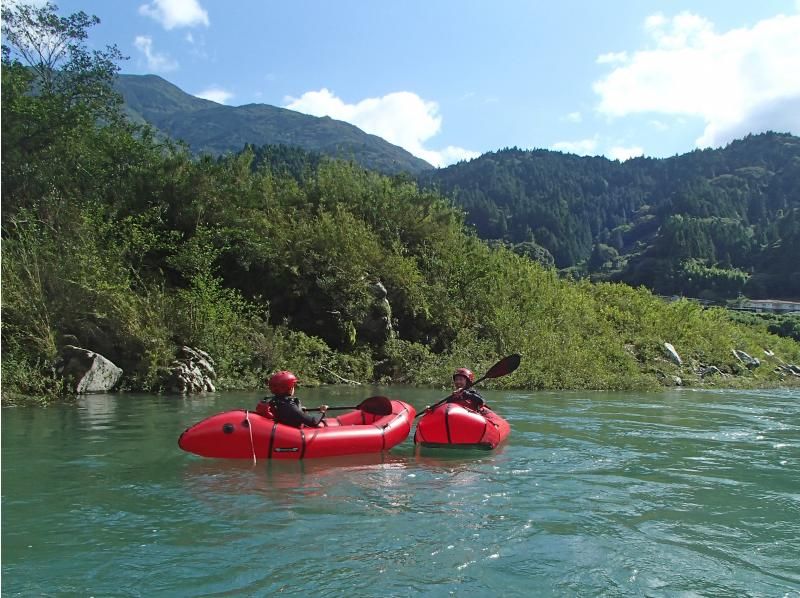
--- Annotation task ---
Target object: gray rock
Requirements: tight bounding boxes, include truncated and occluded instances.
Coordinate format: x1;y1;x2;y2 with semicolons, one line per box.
360;280;395;347
776;364;800;377
165;346;217;393
733;349;760;369
56;345;123;393
370;280;388;299
699;365;723;378
664;342;683;366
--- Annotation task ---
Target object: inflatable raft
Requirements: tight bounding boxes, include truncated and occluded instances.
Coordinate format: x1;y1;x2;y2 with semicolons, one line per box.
414;401;510;450
178;396;415;460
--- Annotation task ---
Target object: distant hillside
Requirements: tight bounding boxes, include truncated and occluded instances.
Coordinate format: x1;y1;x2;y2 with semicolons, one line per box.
114;74;433;175
420;132;800;300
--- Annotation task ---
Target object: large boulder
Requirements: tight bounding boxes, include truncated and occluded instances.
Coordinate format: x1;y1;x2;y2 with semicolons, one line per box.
56;345;123;393
165;346;216;393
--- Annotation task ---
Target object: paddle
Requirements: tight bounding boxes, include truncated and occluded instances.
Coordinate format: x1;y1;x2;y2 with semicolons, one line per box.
306;395;393;416
415;353;522;418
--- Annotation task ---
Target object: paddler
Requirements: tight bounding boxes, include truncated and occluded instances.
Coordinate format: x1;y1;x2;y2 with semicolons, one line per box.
260;371;328;427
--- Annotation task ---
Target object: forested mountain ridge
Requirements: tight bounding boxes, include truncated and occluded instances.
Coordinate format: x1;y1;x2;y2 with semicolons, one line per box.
114;74;434;175
420;132;800;300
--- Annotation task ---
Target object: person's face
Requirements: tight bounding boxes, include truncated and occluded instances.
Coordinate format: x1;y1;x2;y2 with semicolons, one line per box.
453;374;469;389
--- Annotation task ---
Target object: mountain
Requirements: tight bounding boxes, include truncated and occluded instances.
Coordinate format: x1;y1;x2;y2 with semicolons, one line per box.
419;132;800;300
114;74;434;175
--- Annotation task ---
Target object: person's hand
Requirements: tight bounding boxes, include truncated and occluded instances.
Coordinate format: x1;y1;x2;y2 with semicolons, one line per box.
319;404;329;413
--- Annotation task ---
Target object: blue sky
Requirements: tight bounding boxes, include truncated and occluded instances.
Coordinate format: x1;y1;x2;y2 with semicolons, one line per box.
46;0;800;166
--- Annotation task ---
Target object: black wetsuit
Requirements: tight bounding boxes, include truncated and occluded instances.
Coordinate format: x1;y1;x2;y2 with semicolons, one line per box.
265;395;325;428
446;388;486;409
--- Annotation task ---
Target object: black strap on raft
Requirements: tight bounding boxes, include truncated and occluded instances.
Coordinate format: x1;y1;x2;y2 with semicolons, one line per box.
268;421;278;459
299;428;306;459
445;404;453;444
373;423;387;450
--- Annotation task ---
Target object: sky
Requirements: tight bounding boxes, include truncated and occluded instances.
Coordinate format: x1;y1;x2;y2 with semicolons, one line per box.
30;0;800;167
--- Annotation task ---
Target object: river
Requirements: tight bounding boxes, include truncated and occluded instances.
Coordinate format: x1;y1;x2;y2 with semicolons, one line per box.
2;387;799;596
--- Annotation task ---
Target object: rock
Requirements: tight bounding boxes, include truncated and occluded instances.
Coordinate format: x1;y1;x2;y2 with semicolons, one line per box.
699;365;723;378
370;280;388;299
359;279;395;347
55;345;123;393
763;349;775;357
733;349;760;369
664;342;682;366
776;364;800;378
671;376;683;386
165;346;216;394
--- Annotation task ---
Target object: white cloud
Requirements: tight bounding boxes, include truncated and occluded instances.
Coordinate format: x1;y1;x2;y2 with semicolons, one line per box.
139;0;209;30
194;87;233;104
593;11;800;149
434;146;481;165
283;88;476;167
134;36;178;72
551;137;599;155
596;51;628;64
564;111;582;123
608;145;644;161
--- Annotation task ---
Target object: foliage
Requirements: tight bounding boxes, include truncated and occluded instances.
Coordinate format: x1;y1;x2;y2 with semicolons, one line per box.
727;312;800;343
1;1;124;119
420;135;800;300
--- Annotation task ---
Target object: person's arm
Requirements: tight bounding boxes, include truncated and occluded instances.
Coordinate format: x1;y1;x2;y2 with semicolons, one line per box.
298;401;328;427
274;400;326;427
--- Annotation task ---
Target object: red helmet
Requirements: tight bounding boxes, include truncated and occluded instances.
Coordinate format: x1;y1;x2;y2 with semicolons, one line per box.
453;368;475;383
269;371;298;395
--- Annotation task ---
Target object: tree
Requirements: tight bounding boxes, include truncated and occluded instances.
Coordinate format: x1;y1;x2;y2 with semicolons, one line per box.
1;1;125;121
2;2;130;220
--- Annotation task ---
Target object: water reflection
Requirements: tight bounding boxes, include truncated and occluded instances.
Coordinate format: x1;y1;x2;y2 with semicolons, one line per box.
77;393;118;430
181;452;412;503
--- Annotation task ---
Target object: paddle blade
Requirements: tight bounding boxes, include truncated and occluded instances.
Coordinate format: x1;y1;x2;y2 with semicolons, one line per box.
483;353;521;379
357;395;393;416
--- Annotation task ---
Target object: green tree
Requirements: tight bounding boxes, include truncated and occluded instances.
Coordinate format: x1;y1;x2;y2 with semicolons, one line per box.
2;2;128;222
1;1;124;119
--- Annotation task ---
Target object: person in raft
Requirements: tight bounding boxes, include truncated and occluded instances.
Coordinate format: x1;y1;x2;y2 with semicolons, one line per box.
262;370;328;427
447;368;486;410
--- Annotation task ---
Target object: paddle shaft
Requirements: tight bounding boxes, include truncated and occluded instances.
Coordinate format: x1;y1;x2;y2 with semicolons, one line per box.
305;396;394;416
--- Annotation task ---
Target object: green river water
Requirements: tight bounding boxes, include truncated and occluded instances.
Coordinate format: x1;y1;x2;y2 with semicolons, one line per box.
2;387;799;597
